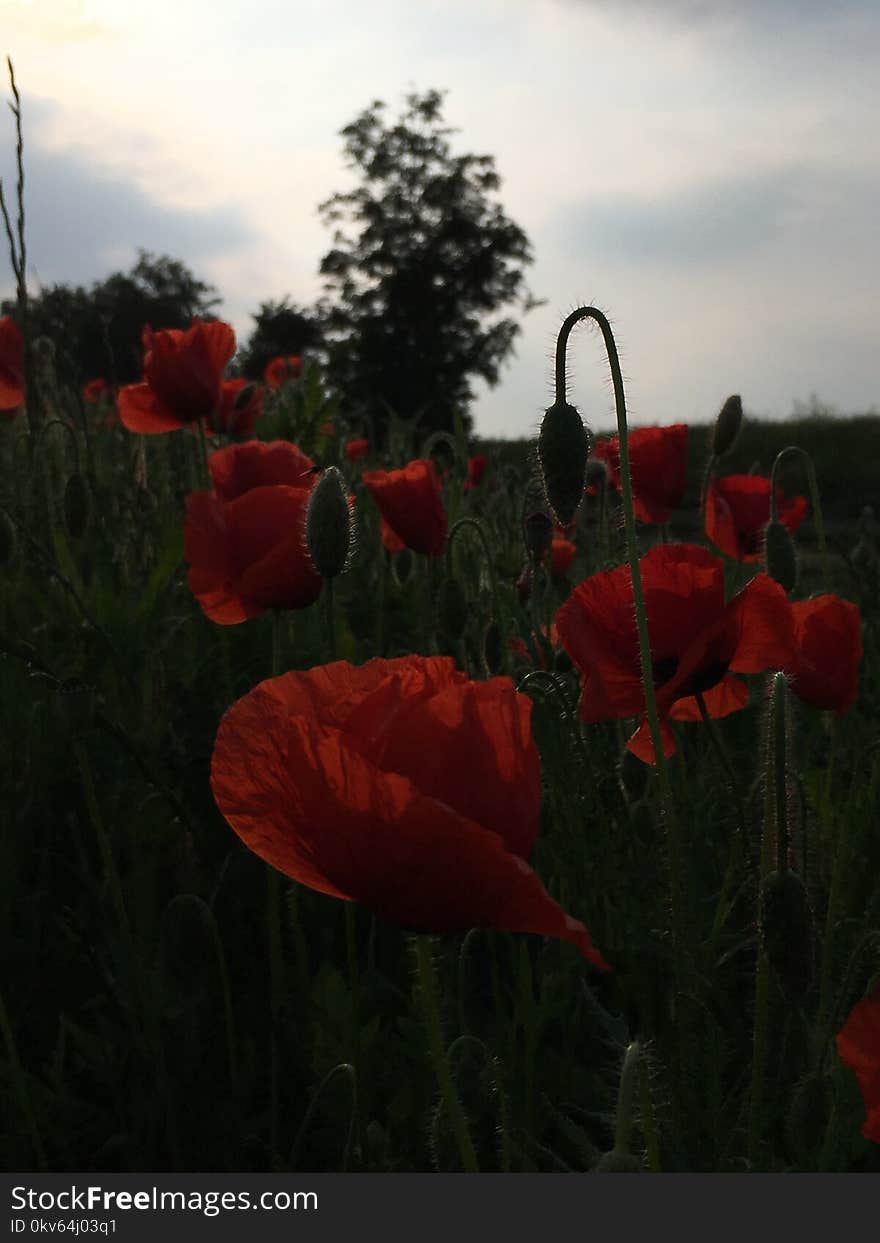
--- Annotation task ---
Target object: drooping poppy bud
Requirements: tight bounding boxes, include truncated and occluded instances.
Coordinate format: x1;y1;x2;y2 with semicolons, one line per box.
63;473;90;540
758;869;815;1003
763;519;798;593
538;398;591;527
305;466;352;579
712;394;743;457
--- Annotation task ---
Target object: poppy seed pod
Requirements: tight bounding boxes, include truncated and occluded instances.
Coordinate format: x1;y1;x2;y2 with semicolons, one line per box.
63;472;90;539
438;576;468;641
759;869;815;1003
712;394;743;457
523;511;554;565
538;398;591;527
306;466;351;579
764;519;798;594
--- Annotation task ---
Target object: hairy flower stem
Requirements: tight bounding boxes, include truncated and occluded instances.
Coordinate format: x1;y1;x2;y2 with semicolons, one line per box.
770;446;830;591
414;936;479;1172
556;308;685;959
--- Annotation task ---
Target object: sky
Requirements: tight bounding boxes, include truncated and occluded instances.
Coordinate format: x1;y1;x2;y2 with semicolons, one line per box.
0;0;878;436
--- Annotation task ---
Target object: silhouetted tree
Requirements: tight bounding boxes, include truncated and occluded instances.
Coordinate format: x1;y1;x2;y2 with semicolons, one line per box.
3;251;219;388
318;89;533;442
238;297;323;380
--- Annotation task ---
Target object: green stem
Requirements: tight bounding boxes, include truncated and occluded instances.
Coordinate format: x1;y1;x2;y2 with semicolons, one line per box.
325;575;337;660
414;936;479;1172
769;446;830;591
613;1041;641;1154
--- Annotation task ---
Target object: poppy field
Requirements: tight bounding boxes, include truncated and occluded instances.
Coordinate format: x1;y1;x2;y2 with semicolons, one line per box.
2;107;879;1173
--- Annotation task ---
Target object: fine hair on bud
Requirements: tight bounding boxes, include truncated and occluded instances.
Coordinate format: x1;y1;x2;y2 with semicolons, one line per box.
305;467;352;579
763;520;798;594
537;398;591;527
712;394;743;457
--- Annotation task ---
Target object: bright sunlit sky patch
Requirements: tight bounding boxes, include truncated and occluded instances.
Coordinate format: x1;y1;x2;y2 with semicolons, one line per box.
1;0;878;434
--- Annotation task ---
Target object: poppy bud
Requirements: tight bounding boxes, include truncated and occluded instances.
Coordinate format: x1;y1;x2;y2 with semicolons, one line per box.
592;1150;643;1173
483;619;504;675
305;466;351;579
393;547;414;587
786;1073;831;1162
63;472;90;539
584;458;609;491
763;520;798;594
523;511;554;565
438;577;468;641
538;398;591;527
758;869;815;1003
712;395;743;457
0;508;15;565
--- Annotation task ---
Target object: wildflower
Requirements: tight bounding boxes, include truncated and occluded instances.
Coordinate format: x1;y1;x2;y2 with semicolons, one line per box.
0;315;24;417
465;454;487;491
207;379;263;438
118;318;235;434
184;440;321;624
836;984;880;1144
263;354;302;388
705;474;807;561
592;424;689;525
556;543;793;762
786;595;862;714
363;458;447;556
551;537;576;578
211;656;608;968
345;437;369;463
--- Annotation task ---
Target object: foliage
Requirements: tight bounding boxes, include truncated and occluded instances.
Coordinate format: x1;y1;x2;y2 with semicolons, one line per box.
318;90;533;443
238;298;324;381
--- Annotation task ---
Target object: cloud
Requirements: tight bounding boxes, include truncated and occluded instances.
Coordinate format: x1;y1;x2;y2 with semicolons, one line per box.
0;96;255;299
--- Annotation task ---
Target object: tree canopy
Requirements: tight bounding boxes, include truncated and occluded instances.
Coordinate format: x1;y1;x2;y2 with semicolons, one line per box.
318;89;533;442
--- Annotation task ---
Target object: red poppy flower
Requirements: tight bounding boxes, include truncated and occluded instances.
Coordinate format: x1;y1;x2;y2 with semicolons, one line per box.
464;454;487;491
705;474;807;562
363;458;447;556
551;537;576;578
207;378;264;438
836;984;880;1144
184;440;321;624
263;354;303;388
380;517;406;556
211;656;608;968
345;437;369;463
118;318;235;434
0;315;25;417
786;595;862;714
82;377;109;403
556;543;794;762
592;425;688;524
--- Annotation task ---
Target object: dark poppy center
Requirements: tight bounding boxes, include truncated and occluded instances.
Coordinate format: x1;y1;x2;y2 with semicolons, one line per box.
652;657;679;686
738;529;762;556
689;659;730;696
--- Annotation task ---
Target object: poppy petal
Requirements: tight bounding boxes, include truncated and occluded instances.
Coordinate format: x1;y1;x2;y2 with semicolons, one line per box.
118;383;185;434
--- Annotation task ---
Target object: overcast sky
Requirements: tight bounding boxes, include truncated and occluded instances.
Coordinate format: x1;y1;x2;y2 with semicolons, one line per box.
1;0;878;435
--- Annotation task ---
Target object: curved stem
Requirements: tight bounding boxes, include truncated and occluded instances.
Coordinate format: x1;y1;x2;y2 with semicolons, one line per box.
770;446;830;591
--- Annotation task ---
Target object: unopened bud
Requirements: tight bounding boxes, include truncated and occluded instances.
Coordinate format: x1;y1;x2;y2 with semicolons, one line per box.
764;520;798;593
538;398;591;526
759;869;815;1003
63;472;90;539
584;458;609;491
438;577;468;641
233;381;258;413
305;467;352;579
712;395;743;457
